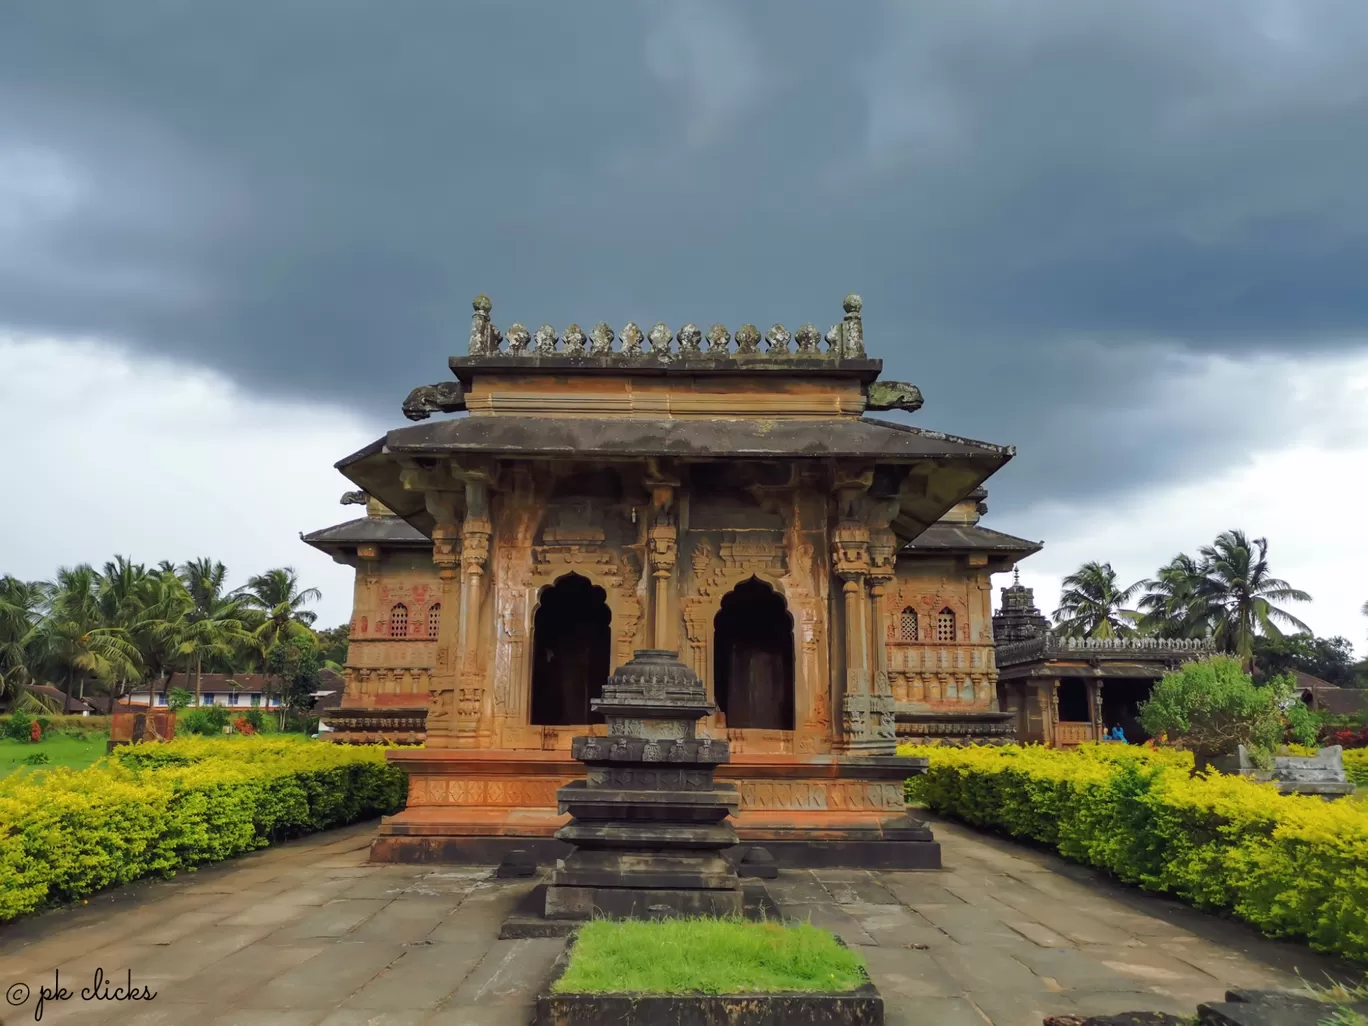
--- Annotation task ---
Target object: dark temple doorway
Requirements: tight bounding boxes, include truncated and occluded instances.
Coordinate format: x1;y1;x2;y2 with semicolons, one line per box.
530;573;611;725
713;577;795;730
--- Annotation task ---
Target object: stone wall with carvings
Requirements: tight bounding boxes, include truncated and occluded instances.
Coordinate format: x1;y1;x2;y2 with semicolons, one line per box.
883;557;997;711
679;482;832;756
488;478;649;750
340;549;443;709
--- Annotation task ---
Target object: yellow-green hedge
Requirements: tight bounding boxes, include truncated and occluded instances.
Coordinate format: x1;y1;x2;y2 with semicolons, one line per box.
1346;749;1368;788
0;737;406;922
901;743;1368;963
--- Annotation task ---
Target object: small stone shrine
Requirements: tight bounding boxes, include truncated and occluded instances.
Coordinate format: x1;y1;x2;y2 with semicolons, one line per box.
545;649;742;920
304;293;1044;867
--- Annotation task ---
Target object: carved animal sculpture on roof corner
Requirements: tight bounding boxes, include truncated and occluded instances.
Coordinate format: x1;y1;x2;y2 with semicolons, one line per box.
865;381;925;413
340;490;368;506
402;381;466;421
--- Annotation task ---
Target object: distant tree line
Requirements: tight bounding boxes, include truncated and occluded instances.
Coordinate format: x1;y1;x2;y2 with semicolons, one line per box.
1050;529;1368;687
0;558;349;714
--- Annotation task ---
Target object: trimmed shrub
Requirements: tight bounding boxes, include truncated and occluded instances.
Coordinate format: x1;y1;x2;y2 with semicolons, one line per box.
1347;749;1368;788
4;712;33;743
0;737;406;921
178;706;233;736
901;743;1368;963
1;715;109;735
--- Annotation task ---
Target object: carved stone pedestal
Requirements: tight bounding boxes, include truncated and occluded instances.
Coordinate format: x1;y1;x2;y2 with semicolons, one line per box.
544;649;743;920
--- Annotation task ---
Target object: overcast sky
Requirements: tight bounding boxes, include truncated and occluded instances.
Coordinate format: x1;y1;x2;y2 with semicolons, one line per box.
1;1;1366;649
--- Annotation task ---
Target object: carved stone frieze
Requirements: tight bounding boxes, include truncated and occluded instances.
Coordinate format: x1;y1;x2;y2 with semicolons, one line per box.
840;693;897;751
737;780;904;812
408;776;563;807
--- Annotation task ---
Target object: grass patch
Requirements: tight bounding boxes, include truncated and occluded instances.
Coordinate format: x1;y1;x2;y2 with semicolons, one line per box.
0;733;109;776
552;918;868;995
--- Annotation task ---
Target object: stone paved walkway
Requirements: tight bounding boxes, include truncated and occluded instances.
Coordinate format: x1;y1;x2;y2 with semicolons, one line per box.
0;817;1354;1026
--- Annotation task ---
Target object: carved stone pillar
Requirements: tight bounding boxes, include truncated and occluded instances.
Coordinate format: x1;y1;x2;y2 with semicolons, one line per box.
867;527;897;700
1049;680;1061;746
425;493;462;747
457;475;493;746
833;517;894;754
1092;681;1105;735
647;482;678;652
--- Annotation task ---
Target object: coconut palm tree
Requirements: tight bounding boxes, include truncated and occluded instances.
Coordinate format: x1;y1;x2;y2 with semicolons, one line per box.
0;576;47;703
1138;553;1216;639
176;559;252;703
234;568;321;647
233;567;322;710
1052;561;1145;639
1194;530;1311;662
34;565;141;705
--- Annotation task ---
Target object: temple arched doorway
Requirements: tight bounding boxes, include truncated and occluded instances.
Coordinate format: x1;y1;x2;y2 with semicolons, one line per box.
713;577;795;730
530;573;612;725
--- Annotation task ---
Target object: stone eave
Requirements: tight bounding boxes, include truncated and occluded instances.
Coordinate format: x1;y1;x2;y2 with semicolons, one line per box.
899;524;1043;557
378;415;1012;462
996;660;1198;681
335;416;1014;545
300;515;432;566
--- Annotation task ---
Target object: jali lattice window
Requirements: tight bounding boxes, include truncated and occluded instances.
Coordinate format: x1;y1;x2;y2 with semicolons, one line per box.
389;603;409;637
899;607;918;642
936;608;956;642
427;603;441;638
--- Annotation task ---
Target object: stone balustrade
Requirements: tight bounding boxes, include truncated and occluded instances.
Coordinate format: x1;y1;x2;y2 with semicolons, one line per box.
997;633;1216;667
463;294;869;360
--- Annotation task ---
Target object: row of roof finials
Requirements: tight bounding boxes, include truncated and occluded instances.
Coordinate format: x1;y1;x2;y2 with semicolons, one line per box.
466;294;869;359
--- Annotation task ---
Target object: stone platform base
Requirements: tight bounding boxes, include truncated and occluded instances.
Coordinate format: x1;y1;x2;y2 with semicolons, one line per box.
500;882;781;940
534;943;883;1026
372;749;940;870
545;883;743;920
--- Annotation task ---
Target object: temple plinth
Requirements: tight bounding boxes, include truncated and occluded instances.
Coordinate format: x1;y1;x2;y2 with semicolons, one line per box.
545;649;742;919
304;295;1045;868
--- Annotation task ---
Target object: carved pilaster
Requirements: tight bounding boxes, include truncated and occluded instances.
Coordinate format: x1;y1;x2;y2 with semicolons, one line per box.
647;484;678;651
832;514;876;752
1049;680;1061;745
491;467;538;739
867;526;896;700
425;493;462;746
646;477;679;653
457;475;493;746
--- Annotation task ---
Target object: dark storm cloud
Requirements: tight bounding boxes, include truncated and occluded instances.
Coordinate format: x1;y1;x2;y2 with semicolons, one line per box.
3;0;1368;511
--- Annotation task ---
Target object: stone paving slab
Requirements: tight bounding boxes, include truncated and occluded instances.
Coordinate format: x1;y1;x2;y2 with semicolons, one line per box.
0;815;1358;1026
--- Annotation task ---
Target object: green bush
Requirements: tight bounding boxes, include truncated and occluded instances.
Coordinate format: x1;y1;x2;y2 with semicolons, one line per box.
1138;657;1312;767
0;737;407;921
904;743;1368;963
0;715;108;735
1347;750;1368;788
178;706;233;736
5;712;33;742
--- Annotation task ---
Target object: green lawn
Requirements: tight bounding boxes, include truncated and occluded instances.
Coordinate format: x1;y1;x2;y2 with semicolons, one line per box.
552;919;868;995
0;733;110;776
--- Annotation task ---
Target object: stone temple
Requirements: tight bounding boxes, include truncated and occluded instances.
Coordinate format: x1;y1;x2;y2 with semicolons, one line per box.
304;295;1042;867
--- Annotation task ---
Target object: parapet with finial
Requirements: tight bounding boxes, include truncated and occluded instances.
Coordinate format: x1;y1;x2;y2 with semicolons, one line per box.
441;294;921;419
454;294;877;365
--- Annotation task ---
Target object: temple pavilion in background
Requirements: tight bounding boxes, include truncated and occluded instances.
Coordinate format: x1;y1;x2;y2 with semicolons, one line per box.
304;295;1043;865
